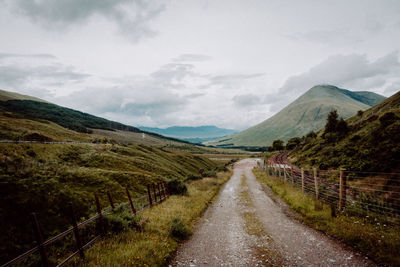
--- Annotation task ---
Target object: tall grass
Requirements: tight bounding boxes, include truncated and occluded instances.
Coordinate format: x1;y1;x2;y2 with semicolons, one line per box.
76;170;232;266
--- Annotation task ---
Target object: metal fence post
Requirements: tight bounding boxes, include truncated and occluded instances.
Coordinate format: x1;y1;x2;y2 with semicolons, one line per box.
290;167;294;184
31;213;50;267
339;168;347;211
301;168;305;193
164;181;170;197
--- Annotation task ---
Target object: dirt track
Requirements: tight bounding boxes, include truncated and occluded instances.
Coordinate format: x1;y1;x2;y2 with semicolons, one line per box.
172;158;375;266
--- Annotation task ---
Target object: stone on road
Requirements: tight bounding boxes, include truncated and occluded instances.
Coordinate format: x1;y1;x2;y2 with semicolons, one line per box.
172;159;375;266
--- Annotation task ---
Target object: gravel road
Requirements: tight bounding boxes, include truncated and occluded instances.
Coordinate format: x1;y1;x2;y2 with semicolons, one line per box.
171;159;376;266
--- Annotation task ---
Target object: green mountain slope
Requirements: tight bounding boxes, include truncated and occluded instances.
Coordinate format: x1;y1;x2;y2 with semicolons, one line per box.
291;90;400;172
207;85;386;147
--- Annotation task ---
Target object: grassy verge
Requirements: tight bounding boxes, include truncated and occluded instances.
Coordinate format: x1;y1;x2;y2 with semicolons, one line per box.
239;175;283;266
253;168;400;266
76;170;232;266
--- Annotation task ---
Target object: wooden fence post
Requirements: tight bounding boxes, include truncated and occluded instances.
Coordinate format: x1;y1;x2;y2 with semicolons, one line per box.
164;181;170;196
158;183;163;201
107;191;114;210
147;185;153;207
283;167;287;181
301;168;305;193
161;183;167;199
69;203;84;259
313;168;319;200
339;168;347;211
290;167;294;184
94;194;105;235
126;187;136;214
153;184;158;203
31;213;50;267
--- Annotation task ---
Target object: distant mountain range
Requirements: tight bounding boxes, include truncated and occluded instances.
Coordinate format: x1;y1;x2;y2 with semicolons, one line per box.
207;85;386;147
139;126;237;144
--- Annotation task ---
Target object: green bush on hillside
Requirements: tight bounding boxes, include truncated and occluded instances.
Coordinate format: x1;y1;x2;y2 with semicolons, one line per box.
167;178;188;195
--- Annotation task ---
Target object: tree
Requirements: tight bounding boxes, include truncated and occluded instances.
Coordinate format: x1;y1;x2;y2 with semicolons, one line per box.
286;137;301;150
270;139;284;151
324;109;338;134
336;118;349;137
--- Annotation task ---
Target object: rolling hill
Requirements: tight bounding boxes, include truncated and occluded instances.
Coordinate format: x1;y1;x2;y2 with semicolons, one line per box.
290;89;400;172
139;126;237;143
207;85;386;147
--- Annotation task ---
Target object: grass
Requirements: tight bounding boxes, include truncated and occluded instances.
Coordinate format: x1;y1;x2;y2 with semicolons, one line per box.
0;142;224;264
239;175;283;266
75;170;232;266
253;168;400;266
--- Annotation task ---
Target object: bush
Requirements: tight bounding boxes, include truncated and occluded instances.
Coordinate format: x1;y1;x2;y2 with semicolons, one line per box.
169;217;191;240
167;178;188;195
103;205;141;234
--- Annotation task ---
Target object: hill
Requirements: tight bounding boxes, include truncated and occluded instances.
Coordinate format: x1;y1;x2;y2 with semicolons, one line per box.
290;90;400;172
0;89;49;102
207;85;386;147
139;125;237;143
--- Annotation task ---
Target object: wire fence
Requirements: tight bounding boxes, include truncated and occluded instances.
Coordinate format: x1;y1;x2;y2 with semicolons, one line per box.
257;153;400;225
1;182;170;267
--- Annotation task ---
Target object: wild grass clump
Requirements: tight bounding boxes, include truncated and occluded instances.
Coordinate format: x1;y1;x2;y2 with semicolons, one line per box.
169;216;191;240
167;178;188;195
253;168;400;266
104;205;142;234
78;170;232;266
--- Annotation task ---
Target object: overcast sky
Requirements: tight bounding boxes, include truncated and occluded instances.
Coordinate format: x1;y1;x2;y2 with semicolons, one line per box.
1;0;400;129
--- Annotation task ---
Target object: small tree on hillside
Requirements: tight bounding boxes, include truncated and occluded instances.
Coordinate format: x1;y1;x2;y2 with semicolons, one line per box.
270;139;284;151
324;109;338;135
286;137;301;150
336;118;349;135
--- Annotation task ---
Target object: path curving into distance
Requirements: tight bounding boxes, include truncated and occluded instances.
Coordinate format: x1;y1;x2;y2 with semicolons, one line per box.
172;158;375;266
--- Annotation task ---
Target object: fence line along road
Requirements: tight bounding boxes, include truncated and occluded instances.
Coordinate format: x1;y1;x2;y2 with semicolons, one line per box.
258;152;400;224
1;181;170;267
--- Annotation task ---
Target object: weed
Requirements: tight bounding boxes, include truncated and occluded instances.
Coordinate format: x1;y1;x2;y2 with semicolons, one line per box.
169;217;191;240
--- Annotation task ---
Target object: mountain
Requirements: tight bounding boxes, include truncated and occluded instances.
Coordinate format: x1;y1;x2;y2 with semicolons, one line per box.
291;89;400;172
207;85;386;147
139;126;237;143
0;88;49;102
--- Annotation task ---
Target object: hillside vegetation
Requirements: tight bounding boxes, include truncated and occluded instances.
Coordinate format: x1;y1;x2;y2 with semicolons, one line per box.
290;90;400;172
208;85;386;147
0;90;246;265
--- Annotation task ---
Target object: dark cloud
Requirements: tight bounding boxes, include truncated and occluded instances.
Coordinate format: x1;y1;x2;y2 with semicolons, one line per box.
172;54;212;62
7;0;165;41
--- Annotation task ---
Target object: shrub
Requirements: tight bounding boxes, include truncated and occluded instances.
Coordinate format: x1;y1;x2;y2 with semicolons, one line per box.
286;137;301;150
103;205;142;234
169;217;191;240
357;110;364;116
167;178;188;195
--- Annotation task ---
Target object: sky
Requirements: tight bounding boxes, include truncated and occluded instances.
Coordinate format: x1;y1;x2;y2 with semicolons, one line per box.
0;0;400;130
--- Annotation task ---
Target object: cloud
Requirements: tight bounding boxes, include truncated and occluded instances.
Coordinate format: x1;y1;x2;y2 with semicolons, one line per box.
210;73;265;85
279;51;400;95
232;93;261;108
0;52;56;59
172;54;212;62
6;0;165;42
0;54;90;97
